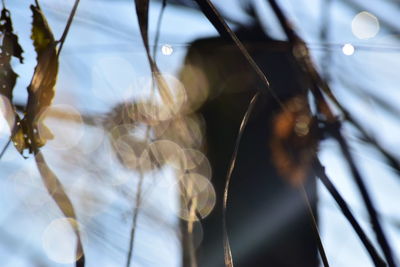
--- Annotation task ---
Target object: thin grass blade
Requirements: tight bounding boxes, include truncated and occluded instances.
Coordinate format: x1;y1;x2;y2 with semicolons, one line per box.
192;0;285;109
222;92;260;267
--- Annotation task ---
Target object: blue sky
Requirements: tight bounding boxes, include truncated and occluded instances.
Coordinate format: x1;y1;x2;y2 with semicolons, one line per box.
1;0;399;266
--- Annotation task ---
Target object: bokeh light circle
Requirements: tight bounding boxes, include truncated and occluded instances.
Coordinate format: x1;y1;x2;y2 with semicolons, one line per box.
67;175;116;218
351;11;380;39
37;104;85;150
161;44;174;56
342;43;355;56
172;173;216;221
137;74;186;122
42;218;84;264
179;64;209;114
183;149;212;180
11;166;50;212
158;114;204;149
140;140;186;171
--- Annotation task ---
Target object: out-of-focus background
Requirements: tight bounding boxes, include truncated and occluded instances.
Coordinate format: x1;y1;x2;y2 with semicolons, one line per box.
0;0;399;266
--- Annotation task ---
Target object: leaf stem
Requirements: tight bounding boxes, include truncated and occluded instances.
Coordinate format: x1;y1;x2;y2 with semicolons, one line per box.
222;92;260;267
193;0;286;111
152;0;167;60
125;171;145;267
126;125;151;267
57;0;80;56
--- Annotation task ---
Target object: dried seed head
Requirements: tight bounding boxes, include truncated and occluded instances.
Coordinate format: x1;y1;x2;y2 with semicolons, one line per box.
270;95;317;186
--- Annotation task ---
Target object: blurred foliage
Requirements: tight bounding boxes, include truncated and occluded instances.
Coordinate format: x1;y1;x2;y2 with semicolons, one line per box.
0;0;399;267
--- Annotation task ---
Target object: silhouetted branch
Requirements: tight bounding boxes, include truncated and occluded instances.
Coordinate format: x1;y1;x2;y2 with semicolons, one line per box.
330;124;396;267
267;1;397;266
301;185;330;267
152;0;167;60
192;0;286;110
314;159;387;267
125;126;150;267
57;0;81;56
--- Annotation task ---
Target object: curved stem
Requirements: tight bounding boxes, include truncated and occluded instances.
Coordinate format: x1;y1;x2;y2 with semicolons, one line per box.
222;92;260;267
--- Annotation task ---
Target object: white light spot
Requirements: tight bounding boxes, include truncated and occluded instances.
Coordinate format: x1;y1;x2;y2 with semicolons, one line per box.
161;44;173;56
352;11;380;39
42;218;84;264
342;44;355;56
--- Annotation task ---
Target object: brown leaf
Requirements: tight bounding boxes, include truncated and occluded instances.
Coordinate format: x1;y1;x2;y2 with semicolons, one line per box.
35;151;85;266
17;4;58;154
0;6;27;154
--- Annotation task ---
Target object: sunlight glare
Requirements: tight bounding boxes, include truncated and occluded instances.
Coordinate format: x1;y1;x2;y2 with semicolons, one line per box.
342;44;355;56
161;44;174;56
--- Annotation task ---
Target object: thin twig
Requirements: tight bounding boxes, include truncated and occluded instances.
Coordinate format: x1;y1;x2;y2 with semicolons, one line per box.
125;171;145;267
0;138;11;160
186;181;199;267
332;79;400;174
266;2;335;266
126;125;151;267
343;112;400;175
152;0;167;60
311;55;400;175
267;1;397;265
319;0;332;81
193;0;286;111
332;126;396;267
178;177;197;267
57;0;80;56
314;159;387;267
134;0;175;106
300;185;330;267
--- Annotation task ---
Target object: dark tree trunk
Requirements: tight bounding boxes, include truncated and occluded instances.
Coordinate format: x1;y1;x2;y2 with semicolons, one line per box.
179;25;318;267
